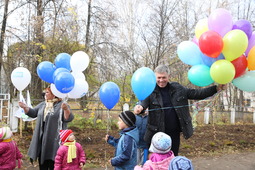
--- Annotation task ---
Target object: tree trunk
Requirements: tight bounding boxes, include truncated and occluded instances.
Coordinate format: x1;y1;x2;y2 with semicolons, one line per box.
80;0;92;108
0;0;9;94
32;0;44;99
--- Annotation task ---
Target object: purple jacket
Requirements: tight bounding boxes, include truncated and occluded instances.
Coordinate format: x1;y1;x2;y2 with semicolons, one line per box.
134;151;175;170
54;142;86;170
0;140;23;170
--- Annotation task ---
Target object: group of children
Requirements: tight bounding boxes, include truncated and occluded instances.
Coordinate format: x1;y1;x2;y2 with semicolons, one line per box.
0;110;193;170
105;110;194;170
0;126;85;170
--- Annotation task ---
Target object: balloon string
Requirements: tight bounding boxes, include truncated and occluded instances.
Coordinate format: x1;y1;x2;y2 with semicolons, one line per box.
147;92;221;112
106;109;110;134
105;109;111;170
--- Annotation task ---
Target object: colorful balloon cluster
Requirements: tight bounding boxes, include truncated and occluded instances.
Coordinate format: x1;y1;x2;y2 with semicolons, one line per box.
177;8;255;92
37;51;89;98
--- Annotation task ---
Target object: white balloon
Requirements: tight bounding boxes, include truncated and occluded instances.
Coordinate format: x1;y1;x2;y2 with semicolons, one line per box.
71;71;86;80
68;79;89;99
50;84;67;98
11;67;31;91
70;51;89;72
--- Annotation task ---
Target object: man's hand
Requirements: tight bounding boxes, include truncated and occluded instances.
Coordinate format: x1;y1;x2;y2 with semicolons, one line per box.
134;105;144;115
105;134;109;142
217;84;227;91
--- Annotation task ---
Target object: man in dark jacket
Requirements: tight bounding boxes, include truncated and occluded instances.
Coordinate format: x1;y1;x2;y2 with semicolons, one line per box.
134;65;226;156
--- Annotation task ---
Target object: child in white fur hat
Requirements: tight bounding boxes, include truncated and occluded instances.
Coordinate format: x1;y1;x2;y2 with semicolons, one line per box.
134;132;175;170
0;126;23;169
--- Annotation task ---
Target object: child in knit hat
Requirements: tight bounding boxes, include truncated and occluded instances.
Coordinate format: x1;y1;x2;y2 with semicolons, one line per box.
0;126;23;169
134;132;175;170
54;129;86;170
105;111;139;170
168;156;193;170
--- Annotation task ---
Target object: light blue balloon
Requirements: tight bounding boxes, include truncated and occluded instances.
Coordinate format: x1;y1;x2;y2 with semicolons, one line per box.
232;71;255;92
54;72;75;93
37;61;56;83
177;41;203;65
99;82;120;110
131;67;156;100
54;53;71;71
188;64;214;87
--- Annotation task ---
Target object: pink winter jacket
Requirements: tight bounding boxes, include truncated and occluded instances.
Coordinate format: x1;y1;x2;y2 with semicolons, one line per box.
134;151;175;170
0;140;23;170
54;142;86;170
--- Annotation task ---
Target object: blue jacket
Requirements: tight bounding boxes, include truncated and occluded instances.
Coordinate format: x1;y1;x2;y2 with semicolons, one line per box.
135;114;148;149
108;126;139;170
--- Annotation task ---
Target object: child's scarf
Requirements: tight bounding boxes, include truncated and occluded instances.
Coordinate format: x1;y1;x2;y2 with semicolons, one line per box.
64;141;77;163
2;138;12;142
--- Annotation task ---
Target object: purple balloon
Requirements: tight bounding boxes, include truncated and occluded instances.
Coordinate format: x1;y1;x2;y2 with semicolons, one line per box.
232;19;252;39
245;32;255;56
208;8;233;37
192;36;199;46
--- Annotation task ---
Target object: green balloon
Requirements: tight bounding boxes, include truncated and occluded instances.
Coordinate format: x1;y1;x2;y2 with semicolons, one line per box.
210;60;235;84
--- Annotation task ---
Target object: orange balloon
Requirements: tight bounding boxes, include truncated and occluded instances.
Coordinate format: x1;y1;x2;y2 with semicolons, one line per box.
248;46;255;70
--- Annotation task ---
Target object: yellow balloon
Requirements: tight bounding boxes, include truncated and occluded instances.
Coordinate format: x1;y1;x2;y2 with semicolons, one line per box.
195;18;209;39
210;60;235;84
222;30;248;61
248;46;255;70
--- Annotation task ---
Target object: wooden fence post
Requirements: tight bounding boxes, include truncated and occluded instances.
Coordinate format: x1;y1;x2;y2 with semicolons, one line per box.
231;108;235;124
204;107;210;124
253;110;255;124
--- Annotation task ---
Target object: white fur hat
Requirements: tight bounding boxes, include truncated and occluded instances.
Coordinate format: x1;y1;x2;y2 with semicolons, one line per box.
0;126;13;140
149;132;172;154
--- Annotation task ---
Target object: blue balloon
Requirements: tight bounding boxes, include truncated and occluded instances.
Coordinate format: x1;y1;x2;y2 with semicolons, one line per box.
99;82;120;110
53;68;70;82
54;72;75;93
188;65;214;87
37;61;56;83
54;53;71;71
131;67;156;100
201;53;225;67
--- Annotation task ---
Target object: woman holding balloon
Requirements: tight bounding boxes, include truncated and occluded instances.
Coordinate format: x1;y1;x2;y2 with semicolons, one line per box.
134;65;226;156
18;87;74;170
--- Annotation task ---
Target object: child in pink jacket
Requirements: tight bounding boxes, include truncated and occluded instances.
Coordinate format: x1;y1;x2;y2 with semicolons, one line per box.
54;129;86;170
134;132;175;170
0;126;23;170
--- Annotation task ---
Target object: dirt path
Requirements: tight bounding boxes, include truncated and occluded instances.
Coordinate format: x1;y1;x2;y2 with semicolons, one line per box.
18;151;255;170
191;151;255;170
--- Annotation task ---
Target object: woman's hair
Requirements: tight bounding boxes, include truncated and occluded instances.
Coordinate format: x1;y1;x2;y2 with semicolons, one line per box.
45;87;61;101
154;65;170;75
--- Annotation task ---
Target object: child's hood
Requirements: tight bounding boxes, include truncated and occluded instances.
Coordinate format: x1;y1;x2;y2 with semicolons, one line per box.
122;126;139;143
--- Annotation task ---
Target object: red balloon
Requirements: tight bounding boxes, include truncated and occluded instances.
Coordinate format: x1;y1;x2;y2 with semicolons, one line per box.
231;54;247;78
199;31;223;58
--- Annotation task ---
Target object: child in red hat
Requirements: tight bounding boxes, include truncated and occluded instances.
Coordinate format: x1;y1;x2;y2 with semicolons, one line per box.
54;129;86;170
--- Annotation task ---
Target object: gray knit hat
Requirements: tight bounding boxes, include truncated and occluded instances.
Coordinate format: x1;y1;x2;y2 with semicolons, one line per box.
119;111;136;127
169;156;194;170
